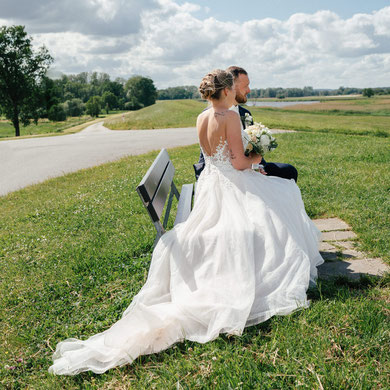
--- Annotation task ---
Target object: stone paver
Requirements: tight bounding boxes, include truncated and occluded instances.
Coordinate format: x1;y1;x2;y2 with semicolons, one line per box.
313;217;351;232
319;242;337;251
313;217;389;279
333;241;356;250
318;258;389;280
320;250;339;262
321;230;357;241
339;249;365;260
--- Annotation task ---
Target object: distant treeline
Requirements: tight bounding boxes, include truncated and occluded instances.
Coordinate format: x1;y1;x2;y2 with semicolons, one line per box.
0;71;158;123
158;86;200;100
157;85;390;100
248;86;390;99
36;72;157;120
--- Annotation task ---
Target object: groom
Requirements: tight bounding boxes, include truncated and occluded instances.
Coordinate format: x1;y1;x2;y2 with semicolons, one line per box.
194;66;298;182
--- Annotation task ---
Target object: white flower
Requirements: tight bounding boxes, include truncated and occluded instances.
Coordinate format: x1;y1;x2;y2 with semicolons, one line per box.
243;121;277;155
260;134;271;147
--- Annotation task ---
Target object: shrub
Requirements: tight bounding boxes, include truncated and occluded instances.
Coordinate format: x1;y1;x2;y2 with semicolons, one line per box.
48;104;67;121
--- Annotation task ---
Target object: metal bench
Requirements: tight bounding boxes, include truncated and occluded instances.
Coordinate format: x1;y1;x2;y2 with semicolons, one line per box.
136;149;194;247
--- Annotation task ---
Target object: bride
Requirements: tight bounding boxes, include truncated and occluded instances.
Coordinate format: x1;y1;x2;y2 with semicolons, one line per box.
49;69;324;375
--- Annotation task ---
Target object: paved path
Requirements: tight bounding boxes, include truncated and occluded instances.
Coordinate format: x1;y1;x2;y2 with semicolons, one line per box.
0;123;295;196
0;122;199;196
315;218;389;279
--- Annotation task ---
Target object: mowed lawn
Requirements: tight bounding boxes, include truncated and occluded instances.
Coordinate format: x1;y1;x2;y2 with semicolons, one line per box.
0;111;126;139
247;96;390;137
105;99;207;130
0;130;389;388
0;117;93;139
104;96;390;138
248;108;390;137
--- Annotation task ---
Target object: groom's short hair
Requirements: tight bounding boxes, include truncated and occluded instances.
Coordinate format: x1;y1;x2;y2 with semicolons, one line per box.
226;66;248;80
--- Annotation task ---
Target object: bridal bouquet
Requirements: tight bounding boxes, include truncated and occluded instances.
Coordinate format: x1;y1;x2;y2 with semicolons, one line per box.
244;122;278;156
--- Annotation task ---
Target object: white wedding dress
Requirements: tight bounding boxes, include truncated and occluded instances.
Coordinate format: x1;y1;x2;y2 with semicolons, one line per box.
49;132;324;375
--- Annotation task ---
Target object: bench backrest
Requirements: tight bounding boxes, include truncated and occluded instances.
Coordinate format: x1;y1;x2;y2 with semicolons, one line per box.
136;149;177;224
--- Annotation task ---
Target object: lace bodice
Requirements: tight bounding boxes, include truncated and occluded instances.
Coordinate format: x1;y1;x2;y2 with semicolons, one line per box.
201;139;232;172
201;130;248;173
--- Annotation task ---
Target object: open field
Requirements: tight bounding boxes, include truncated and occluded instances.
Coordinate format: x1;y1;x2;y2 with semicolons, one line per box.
246;96;390;137
276;96;390;115
2;96;389;138
249;95;364;102
1;131;389;388
104;96;390;137
0;111;128;139
248;108;390;137
105;99;207;130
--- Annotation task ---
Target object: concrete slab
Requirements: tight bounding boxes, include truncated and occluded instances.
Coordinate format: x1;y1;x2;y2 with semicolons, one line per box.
318;258;389;280
320;251;339;262
314;217;388;280
313;217;351;232
322;230;357;241
333;241;357;250
340;249;366;260
319;242;337;251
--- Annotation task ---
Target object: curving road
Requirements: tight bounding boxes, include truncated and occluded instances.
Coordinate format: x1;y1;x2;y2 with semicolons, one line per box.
0;123;295;197
0;122;199;196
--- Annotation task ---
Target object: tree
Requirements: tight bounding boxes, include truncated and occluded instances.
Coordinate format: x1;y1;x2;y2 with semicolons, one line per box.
102;91;118;112
64;98;84;117
362;88;374;98
48;104;66;121
0;25;53;136
124;76;157;110
40;76;61;117
86;96;102;117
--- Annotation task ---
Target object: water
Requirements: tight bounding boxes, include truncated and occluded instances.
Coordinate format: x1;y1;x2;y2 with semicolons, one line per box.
246;100;320;108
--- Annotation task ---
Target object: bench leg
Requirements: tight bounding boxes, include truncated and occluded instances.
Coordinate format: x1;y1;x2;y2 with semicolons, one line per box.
153;221;165;248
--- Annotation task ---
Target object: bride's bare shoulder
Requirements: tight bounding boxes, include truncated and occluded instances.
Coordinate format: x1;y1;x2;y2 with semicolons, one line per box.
197;107;211;120
198;109;217;129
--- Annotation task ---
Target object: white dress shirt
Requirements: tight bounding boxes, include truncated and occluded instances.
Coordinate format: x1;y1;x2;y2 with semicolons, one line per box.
229;105;243;131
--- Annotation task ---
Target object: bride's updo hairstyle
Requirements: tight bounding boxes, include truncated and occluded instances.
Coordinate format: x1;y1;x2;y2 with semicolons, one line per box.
199;69;234;100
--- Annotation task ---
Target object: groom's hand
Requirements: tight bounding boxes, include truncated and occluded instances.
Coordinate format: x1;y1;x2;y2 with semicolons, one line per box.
251;162;267;175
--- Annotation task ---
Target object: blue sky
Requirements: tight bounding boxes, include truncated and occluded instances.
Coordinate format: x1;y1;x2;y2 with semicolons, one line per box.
178;0;390;22
1;0;389;88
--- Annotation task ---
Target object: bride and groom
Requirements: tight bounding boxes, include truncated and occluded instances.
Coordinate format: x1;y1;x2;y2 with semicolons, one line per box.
49;68;324;375
194;66;298;182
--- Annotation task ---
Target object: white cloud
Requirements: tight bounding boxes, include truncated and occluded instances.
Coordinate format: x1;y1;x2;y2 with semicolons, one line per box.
1;1;390;88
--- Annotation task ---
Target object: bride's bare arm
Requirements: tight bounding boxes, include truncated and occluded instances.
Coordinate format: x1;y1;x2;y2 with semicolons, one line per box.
226;112;262;170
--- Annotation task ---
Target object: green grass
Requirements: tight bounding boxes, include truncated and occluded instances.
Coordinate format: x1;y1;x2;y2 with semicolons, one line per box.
0;111;128;139
0;132;389;388
249;95;365;102
105;100;207;130
104;97;390;138
0;116;95;139
248;107;390;137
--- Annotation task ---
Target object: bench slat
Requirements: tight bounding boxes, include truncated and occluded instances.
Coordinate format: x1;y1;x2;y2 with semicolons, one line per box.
136;148;194;247
149;161;175;222
174;184;194;225
137;149;170;204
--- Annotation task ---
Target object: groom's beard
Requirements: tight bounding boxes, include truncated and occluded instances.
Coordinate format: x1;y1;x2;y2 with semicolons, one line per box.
235;91;247;104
